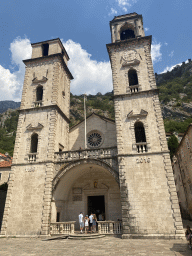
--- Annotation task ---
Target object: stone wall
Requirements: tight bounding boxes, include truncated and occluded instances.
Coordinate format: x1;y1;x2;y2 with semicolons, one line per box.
1;164;46;235
69;114;117;150
0;168;10;186
20;57;70;118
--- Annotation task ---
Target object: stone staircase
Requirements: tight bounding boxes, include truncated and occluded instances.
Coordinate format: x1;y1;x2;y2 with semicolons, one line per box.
43;232;105;241
68;233;105;240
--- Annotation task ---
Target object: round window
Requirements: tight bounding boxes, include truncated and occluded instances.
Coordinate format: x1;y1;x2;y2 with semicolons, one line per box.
87;131;103;148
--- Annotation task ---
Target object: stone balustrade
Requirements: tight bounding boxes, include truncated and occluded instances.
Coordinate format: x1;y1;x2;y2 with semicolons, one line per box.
50;221;76;235
129;84;139;93
28;153;37;162
136;142;147;153
97;221;122;235
34;101;42;107
55;147;117;163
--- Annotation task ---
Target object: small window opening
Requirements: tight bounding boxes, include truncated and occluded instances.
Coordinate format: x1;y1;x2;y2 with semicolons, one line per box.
36;86;43;101
120;29;135;41
57;212;60;222
128;69;138;86
42;43;49;56
31;133;38;153
135;122;146;143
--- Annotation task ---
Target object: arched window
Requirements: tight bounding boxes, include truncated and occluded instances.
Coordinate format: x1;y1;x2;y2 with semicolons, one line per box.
36;86;43;101
134;122;146;143
128;69;138;86
31;133;38;153
120;29;135;41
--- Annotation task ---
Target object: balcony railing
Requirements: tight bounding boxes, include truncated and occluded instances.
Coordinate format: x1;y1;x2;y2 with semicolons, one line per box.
55;147;117;162
129;84;139;93
28;153;37;162
34;101;42;107
97;221;122;234
50;221;76;235
136;142;147;153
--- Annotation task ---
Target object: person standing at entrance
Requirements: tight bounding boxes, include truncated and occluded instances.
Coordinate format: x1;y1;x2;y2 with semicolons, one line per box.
89;213;93;233
84;215;89;234
92;214;97;233
79;212;84;233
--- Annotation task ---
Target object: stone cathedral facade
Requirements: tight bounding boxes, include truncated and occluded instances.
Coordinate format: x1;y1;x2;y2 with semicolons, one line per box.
1;13;184;238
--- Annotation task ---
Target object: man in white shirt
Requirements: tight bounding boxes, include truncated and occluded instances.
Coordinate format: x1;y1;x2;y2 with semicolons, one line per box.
89;213;93;233
79;212;84;233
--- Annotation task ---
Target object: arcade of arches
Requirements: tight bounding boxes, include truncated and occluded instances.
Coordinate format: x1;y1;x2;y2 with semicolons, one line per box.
51;162;121;229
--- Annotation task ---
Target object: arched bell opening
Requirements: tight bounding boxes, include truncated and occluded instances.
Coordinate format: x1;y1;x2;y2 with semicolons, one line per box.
51;161;121;230
120;28;135;40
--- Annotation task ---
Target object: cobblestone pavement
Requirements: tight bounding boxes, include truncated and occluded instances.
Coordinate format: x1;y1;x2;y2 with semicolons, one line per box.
0;237;191;256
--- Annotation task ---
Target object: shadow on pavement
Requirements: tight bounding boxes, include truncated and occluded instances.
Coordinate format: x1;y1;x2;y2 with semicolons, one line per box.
171;243;192;256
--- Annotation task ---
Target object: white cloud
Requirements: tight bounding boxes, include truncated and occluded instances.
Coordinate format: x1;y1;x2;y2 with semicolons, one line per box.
0;37;32;101
151;42;162;63
161;59;189;73
164;42;168;46
62;39;112;95
168;50;174;57
116;0;137;11
108;8;118;16
144;27;149;32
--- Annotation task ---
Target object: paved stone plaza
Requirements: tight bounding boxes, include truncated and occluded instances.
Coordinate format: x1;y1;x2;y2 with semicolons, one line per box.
0;237;191;256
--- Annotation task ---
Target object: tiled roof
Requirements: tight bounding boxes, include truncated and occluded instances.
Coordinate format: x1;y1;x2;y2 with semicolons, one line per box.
0;153;7;158
0;160;12;168
0;153;12;168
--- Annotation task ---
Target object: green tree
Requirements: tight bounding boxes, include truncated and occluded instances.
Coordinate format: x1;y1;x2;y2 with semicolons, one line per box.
168;135;179;160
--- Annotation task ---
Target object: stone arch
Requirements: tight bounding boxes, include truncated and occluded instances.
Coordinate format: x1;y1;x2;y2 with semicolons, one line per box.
30;132;38;153
53;158;119;191
36;85;43;101
128;68;138;86
120;22;136;41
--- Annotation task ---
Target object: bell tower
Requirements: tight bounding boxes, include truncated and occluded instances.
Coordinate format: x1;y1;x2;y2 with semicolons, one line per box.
1;38;73;236
107;13;184;238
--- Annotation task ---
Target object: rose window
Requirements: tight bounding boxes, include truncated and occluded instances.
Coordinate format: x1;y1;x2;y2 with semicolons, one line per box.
87;132;103;147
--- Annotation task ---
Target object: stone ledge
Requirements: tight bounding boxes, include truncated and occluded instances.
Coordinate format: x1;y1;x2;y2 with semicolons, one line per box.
122;234;185;239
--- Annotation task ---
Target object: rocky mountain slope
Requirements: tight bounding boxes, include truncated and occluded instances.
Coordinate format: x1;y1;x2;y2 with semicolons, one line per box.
0;59;192;155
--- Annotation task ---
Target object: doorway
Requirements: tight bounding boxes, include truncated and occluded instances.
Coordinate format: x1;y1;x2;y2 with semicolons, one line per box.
87;195;105;220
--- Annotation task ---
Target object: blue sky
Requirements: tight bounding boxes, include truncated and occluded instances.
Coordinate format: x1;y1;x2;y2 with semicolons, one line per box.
0;0;191;101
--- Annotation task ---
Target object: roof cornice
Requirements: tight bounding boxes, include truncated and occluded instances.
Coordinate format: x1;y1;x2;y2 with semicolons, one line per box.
23;53;73;80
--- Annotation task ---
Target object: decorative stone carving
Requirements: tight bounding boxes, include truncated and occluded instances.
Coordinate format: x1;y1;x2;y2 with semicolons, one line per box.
32;76;48;83
26;123;44;130
127;109;148;119
121;50;140;67
73;188;82;194
72;195;82;201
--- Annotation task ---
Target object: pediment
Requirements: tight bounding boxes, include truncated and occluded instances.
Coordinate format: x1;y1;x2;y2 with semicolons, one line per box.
70;112;115;132
26;123;44;130
32;76;48;83
127;109;148;119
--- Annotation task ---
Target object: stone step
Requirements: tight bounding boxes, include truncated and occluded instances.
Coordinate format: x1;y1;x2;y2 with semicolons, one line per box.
68;233;105;240
42;235;68;241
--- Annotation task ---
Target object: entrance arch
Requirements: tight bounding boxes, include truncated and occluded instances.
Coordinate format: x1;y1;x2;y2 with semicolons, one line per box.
51;159;121;229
